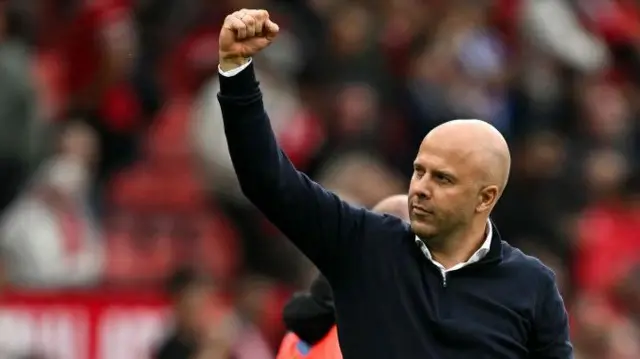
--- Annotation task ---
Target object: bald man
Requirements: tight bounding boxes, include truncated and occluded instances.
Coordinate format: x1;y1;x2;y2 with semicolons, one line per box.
217;9;572;359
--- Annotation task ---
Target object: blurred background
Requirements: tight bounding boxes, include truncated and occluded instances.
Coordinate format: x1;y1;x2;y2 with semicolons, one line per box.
0;0;638;358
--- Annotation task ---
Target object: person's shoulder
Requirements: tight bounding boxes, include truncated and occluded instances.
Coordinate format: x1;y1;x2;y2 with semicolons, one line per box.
362;210;411;235
359;211;414;252
499;242;556;284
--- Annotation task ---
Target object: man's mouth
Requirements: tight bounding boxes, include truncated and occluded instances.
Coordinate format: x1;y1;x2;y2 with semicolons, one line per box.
411;205;433;216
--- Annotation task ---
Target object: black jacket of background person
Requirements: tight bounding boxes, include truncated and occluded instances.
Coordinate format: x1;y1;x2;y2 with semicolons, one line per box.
218;62;573;359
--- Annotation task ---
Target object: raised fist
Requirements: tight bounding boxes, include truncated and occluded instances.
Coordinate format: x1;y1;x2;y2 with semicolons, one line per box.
219;9;279;70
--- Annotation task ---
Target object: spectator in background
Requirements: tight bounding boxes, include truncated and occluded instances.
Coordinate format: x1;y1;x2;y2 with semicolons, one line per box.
520;0;609;74
54;0;141;212
192;315;240;359
492;130;578;263
575;167;640;300
155;268;273;359
616;263;640;329
0;1;48;212
231;276;278;359
154;268;215;359
571;294;640;359
316;152;405;209
0;121;102;288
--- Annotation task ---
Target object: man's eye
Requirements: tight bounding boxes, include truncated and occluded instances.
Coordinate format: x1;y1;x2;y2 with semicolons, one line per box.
435;174;451;183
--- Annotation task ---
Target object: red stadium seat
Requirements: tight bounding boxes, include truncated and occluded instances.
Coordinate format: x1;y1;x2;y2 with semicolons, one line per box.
103;87;242;287
194;214;240;284
104;213;138;283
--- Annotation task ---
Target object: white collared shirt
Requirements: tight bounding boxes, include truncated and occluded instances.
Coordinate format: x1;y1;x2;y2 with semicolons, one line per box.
219;58;254;77
415;219;493;286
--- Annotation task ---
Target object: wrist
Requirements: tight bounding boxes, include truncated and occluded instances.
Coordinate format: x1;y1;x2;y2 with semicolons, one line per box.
219;55;249;72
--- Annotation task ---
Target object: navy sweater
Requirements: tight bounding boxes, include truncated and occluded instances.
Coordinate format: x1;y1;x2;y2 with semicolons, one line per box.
218;63;573;359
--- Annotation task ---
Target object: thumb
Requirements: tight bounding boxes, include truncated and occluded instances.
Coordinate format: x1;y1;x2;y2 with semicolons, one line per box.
251;37;274;50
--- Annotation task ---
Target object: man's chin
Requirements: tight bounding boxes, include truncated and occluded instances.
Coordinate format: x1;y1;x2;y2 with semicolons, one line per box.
410;220;438;239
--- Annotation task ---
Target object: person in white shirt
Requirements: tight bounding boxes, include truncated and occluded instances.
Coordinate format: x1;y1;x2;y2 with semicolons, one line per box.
0;122;103;288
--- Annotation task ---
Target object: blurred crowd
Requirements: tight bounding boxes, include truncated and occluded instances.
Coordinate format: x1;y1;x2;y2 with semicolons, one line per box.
0;0;638;358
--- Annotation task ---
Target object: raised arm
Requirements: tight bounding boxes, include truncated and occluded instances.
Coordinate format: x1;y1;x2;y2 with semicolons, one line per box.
216;9;369;278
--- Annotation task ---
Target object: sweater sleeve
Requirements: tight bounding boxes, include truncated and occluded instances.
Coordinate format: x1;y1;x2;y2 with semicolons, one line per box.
528;271;574;358
217;62;368;279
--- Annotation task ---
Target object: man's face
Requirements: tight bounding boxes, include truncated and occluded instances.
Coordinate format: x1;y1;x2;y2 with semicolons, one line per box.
408;139;481;241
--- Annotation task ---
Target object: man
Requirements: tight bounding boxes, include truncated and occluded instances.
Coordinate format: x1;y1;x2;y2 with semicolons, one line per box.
277;195;410;359
216;9;572;359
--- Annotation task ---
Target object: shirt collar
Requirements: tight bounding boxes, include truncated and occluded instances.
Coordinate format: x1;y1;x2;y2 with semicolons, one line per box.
415;219;493;269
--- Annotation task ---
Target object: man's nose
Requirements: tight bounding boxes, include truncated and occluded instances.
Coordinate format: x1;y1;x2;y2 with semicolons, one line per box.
415;178;433;200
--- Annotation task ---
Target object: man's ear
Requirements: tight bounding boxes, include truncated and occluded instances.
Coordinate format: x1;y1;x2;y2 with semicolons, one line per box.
476;185;499;213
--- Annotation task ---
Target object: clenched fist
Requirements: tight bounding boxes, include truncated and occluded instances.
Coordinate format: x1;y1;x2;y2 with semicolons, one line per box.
219;9;280;71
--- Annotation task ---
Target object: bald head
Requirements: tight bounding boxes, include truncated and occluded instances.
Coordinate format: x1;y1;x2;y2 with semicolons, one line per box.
409;119;510;241
424;119;511;192
372;194;409;221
